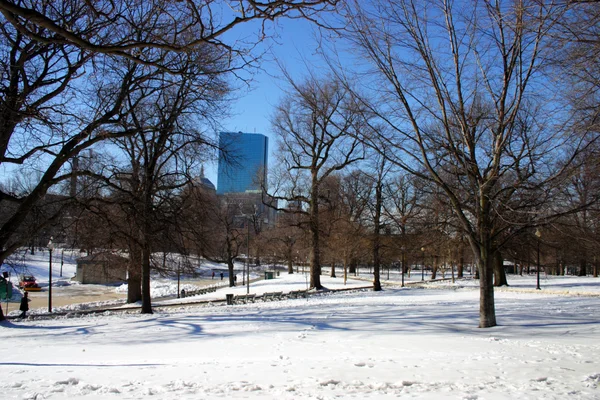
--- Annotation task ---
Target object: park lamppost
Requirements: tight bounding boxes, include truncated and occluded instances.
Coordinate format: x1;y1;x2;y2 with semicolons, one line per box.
535;228;542;290
421;247;425;281
47;237;54;313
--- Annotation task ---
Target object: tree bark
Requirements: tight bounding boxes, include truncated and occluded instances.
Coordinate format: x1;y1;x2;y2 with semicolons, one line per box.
493;250;509;287
578;258;587;277
475;241;496;328
349;258;357;274
227;258;236;287
309;179;323;289
457;256;464;278
372;180;382;291
127;245;142;303
287;255;294;274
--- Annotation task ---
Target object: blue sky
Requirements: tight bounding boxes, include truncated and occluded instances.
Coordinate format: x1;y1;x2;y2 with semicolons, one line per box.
204;16;333;187
0;15;338;192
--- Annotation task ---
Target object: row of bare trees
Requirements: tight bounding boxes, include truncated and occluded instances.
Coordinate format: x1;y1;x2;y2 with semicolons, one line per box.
261;0;600;328
0;0;339;320
1;1;599;329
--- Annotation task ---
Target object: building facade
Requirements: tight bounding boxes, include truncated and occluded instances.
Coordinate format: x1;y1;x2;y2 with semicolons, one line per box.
217;132;268;195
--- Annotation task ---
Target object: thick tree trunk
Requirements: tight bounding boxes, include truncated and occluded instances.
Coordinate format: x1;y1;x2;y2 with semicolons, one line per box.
287;256;294;274
372;181;382;291
127;246;142;304
478;256;496;328
493;250;509;287
431;255;437;280
470;204;496;327
309;182;322;290
227;259;236;287
578;258;587;277
457;256;464;278
141;241;153;314
349;258;357;274
140;191;153;314
330;262;336;278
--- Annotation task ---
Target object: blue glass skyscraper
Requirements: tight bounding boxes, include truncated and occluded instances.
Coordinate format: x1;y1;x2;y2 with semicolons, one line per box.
217;132;268;195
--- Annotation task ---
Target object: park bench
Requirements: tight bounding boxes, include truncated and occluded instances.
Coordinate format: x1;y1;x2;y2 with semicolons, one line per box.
287;290;308;299
233;293;256;304
262;291;284;301
180;285;217;298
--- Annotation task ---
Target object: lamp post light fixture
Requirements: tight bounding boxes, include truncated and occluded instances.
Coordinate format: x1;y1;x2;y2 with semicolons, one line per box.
47;237;54;313
535;228;542;290
421;247;425;281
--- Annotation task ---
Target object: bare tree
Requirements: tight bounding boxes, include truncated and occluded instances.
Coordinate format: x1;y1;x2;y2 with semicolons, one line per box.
339;0;597;327
0;0;337;265
268;75;364;290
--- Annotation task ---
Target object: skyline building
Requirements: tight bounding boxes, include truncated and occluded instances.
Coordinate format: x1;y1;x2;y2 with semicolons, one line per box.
217;132;268;195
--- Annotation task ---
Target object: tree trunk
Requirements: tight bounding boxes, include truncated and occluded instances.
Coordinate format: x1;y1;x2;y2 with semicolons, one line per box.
127;246;142;304
349;258;357;274
141;241;153;314
478;256;496;328
372;181;382;291
493;250;509;287
309;181;323;290
227;258;236;287
457;256;464;278
140;191;153;314
330;262;336;278
287;255;294;274
578;258;587;277
431;255;438;280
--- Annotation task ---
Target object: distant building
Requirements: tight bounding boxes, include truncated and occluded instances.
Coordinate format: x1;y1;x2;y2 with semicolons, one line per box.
221;191;278;227
74;253;128;285
196;165;216;192
217;132;268;195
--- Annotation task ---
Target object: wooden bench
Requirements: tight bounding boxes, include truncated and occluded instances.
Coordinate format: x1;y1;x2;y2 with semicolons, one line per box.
233;293;256;304
287;290;308;299
181;286;218;298
262;291;284;301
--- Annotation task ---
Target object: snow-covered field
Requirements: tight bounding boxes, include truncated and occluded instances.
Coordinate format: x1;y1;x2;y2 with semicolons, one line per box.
1;268;600;399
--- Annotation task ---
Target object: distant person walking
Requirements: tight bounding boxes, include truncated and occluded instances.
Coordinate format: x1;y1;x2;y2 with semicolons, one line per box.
220;272;224;280
212;271;215;280
19;292;30;318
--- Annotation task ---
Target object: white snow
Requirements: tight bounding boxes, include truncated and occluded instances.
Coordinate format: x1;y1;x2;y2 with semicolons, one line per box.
1;252;600;399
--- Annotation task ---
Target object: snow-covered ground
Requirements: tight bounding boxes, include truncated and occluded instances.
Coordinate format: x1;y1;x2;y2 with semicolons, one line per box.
1;269;600;399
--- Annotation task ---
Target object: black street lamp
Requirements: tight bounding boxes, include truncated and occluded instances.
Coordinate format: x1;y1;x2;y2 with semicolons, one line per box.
421;247;425;281
535;228;542;290
47;237;54;313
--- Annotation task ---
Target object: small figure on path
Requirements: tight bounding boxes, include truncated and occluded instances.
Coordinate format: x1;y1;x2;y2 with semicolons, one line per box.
212;271;215;279
234;275;237;285
19;292;30;318
220;272;224;280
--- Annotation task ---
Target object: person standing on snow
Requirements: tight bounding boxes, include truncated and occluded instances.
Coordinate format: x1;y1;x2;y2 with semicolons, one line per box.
19;292;30;318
